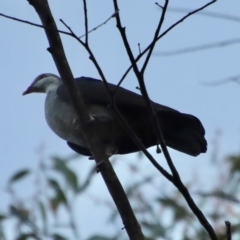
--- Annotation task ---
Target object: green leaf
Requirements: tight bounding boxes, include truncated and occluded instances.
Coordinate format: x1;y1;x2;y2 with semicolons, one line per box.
77;166;95;193
9;205;29;222
49;197;59;213
87;236;113;240
141;221;166;238
8;169;30;185
226;154;240;176
51;233;68;240
156;197;191;222
16;233;36;240
38;201;47;232
196;190;240;203
52;157;78;192
0;214;7;221
48;178;67;208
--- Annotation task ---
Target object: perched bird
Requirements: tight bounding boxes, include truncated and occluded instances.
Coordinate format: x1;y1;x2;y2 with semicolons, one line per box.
23;73;207;157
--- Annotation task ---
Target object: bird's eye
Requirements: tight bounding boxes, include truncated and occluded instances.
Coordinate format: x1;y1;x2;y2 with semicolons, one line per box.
40;74;47;79
35;74;47;82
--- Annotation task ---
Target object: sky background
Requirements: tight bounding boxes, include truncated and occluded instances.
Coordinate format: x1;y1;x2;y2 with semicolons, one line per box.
0;0;240;239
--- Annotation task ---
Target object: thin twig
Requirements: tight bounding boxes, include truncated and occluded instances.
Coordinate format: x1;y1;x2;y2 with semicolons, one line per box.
60;19;174;183
225;221;232;240
115;0;217;92
112;0;218;239
0;11;116;40
78;11;119;39
201;75;240;86
82;0;88;44
112;0;177;179
141;0;169;74
0;12;71;35
154;38;240;56
138;43;141;55
169;7;240;23
28;1;144;239
156;1;217;41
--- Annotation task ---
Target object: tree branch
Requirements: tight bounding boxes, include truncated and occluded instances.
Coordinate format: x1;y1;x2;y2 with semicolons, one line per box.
225;221;232;240
168;7;240;22
141;1;169;74
60;18;174;183
112;0;218;239
82;0;88;44
0;11;116;40
115;0;217;92
154;38;240;56
27;0;144;239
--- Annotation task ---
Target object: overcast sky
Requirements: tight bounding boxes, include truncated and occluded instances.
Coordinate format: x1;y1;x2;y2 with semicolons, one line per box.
0;0;240;239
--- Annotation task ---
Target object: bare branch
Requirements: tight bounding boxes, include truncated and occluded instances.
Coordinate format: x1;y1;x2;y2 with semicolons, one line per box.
111;0;218;239
115;0;217;92
155;2;164;10
169;7;240;22
78;11;118;39
225;221;232;240
0;11;116;40
141;0;169;74
201;74;240;86
154;38;240;56
60;18;174;183
82;0;88;44
27;1;144;239
156;1;216;41
0;12;71;36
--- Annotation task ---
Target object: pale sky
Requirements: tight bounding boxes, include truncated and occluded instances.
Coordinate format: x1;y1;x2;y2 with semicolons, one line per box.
0;0;240;239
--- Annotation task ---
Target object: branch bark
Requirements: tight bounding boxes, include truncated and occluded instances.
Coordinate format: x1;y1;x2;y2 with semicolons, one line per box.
27;0;144;239
112;0;218;239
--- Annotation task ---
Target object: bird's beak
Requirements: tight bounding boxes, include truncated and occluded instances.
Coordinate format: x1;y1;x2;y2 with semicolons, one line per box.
22;86;32;96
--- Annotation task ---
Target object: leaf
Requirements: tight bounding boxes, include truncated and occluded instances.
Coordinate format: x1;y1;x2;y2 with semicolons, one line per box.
87;236;113;240
196;190;240;203
125;176;154;197
49;198;59;213
16;233;36;240
0;214;7;221
141;221;166;238
226;154;240;176
48;179;67;211
77;166;95;193
38;201;47;232
52;157;78;192
8;169;30;185
51;233;68;240
231;223;240;233
9;205;29;222
156;197;191;222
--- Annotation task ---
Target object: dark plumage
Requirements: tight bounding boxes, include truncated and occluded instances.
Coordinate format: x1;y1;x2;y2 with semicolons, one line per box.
23;74;207;157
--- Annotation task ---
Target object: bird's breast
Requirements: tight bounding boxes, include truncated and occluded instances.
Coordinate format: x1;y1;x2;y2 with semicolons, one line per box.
44;91;115;148
45;91;87;147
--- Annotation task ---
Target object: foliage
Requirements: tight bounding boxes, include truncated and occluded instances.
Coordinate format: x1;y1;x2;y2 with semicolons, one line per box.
1;148;240;240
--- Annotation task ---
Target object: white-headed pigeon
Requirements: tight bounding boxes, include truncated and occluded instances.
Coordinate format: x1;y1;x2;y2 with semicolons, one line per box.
23;74;207;157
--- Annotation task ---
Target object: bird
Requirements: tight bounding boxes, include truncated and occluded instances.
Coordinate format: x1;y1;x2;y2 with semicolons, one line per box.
23;73;207;157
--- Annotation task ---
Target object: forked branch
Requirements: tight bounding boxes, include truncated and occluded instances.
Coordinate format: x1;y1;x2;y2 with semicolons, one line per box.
112;0;218;239
27;0;144;239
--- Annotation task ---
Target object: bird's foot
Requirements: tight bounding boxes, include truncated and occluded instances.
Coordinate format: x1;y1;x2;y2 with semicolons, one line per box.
88;115;95;122
96;159;105;172
156;145;161;154
106;145;118;157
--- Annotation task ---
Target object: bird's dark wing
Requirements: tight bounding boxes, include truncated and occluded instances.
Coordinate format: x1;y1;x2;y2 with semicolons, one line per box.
57;76;177;112
57;77;207;157
67;142;92;156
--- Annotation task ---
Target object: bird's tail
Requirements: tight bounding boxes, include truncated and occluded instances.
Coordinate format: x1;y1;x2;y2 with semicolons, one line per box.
157;110;207;156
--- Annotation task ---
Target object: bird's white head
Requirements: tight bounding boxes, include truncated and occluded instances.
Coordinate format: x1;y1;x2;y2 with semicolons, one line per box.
23;73;62;95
